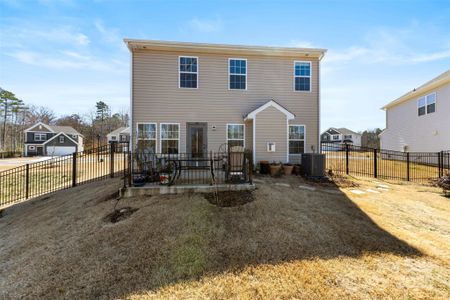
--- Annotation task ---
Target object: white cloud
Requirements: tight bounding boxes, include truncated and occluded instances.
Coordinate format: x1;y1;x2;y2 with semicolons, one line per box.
94;19;120;43
188;17;222;33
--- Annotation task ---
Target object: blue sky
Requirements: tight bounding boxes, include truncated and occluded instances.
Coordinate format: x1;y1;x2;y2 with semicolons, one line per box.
1;0;449;131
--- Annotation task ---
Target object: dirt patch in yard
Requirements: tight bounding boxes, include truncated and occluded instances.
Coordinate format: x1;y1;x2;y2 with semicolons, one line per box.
204;190;254;207
103;207;139;223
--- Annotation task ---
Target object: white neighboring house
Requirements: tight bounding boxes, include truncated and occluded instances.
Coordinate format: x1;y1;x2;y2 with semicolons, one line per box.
107;127;130;143
321;127;362;146
24;122;84;156
380;70;450;152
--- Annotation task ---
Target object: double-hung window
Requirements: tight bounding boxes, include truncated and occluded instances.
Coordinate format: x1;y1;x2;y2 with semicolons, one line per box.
227;124;245;148
289;125;305;154
34;133;46;141
161;123;179;154
418;93;436;116
137;123;156;153
179;56;198;88
294;61;311;91
229;59;246;90
333;135;339;140
344;135;352;140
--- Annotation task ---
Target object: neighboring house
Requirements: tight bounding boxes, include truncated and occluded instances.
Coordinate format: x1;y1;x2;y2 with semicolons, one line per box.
107;127;130;143
321;127;362;146
24;122;84;156
125;39;326;164
380;70;450;152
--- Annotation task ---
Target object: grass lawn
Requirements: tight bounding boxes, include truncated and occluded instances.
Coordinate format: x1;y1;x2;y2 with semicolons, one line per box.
0;175;449;299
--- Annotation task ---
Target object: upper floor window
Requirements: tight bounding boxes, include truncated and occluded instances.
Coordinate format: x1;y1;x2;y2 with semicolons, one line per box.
161;123;179;154
344;135;352;139
333;135;340;140
137;123;156;153
34;133;46;141
418;93;436;116
59;136;65;143
179;56;198;88
229;59;246;90
289;125;305;154
294;61;311;91
227;124;245;148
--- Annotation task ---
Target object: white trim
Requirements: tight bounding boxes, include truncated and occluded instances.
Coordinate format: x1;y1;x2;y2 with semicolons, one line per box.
228;58;247;91
160;123;180;154
226;123;245;148
130;51;134;152
24;122;54;133
245;100;295;120
34;133;47;142
293;61;312;92
178;56;199;89
43;132;78;146
59;135;65;144
253;118;256;165
136;122;157;152
286;118;289;162
417;92;436;116
288;124;306;155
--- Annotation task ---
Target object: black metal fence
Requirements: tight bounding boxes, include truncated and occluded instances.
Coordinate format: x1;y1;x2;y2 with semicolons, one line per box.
0;143;129;207
131;150;253;186
322;143;450;183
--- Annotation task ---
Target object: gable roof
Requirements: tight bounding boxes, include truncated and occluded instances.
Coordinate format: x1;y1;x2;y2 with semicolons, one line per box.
108;127;129;136
24;122;81;136
124;39;327;60
43;132;78;146
382;69;450;110
324;127;360;136
244;100;295;121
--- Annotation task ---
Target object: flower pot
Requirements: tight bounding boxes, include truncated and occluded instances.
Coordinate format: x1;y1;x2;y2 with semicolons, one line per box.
269;164;282;177
259;160;270;174
159;173;170;185
283;164;294;175
293;164;302;175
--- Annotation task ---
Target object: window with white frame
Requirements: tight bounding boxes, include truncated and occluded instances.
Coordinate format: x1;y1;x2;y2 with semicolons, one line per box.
289;125;305;154
34;133;46;141
344;135;352;140
161;123;179;154
59;135;64;143
418;93;436;116
333;134;340;140
227;124;244;148
229;59;246;90
137;123;156;153
179;56;198;88
294;61;311;91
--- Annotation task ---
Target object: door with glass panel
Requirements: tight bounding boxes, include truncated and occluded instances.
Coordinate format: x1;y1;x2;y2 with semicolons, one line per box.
187;123;207;165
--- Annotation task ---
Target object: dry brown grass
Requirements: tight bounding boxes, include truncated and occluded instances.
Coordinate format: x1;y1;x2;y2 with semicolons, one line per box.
0;176;449;299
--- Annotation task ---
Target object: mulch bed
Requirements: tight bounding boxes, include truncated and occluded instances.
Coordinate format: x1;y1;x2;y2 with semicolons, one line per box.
103;207;139;223
204;190;254;207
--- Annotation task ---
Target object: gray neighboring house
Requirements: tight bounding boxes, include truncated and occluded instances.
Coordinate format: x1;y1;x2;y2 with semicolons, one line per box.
125;39;327;164
380;69;450;152
24;122;84;156
107;127;130;143
321;127;362;146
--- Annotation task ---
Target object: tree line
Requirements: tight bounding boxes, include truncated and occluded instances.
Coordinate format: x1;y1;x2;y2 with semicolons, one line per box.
0;88;129;152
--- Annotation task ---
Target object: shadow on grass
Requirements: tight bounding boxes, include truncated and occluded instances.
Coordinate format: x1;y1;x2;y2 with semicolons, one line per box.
115;175;421;298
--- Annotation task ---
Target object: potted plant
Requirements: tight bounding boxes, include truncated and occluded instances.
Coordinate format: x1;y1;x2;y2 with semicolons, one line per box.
259;160;270;174
283;163;294;175
269;161;282;177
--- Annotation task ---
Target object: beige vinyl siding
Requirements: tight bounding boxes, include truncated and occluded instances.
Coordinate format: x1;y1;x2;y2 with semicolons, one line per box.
254;106;288;162
245;120;253;151
132;49;320;157
380;83;450;152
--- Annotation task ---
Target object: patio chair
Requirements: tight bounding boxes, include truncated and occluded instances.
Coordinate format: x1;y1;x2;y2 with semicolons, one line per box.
226;146;247;182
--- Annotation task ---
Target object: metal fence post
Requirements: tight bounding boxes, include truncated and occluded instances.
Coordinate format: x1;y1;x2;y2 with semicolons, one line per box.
127;150;132;187
373;148;377;178
406;152;410;181
25;164;29;199
72;152;77;187
248;151;253;184
438;151;443;177
345;144;349;175
110;143;115;178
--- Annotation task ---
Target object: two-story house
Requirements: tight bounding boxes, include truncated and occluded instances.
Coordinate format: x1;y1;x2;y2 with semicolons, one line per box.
125;39;326;165
107;127;130;143
380;69;450;152
24;122;84;156
321;127;362;146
